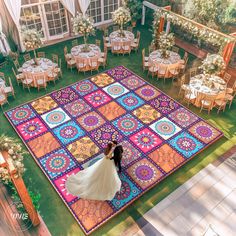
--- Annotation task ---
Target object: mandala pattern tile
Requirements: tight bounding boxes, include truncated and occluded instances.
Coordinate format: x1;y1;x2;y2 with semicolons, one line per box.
168;107;199;128
169;132;204;159
28;132;60;158
126;159;163;190
72;80;98;96
71;199;114;233
53;120;85;145
51;87;79;105
64;99;91;118
133;104;161;124
31;96;58;114
106;66;132;80
117;92;144;111
84;90;111;108
40;148;76;179
111;173;141;210
98;101;126;121
149;144;185;173
53;168;80;203
41;108;71;128
149;117;181;140
188;121;221;144
91;73;114;87
67;136;100;163
112;114;143;136
16;117;47;141
103;82;129;98
120;75;145;90
91;124;123;148
6;105;36;125
135;85;160;101
77;111;105;132
130;128;162;153
120;140;142;166
151;94;179;114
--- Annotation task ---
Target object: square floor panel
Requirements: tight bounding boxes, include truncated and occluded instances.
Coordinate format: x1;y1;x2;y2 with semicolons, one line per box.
149;117;181;140
51;87;79;105
41;107;71;129
72;80;98;96
135;85;160;101
31;96;58;115
53;120;85;145
64;99;91;118
90;73;114;87
106;66;133;80
117;92;144;111
129;128;163;153
84;90;112;108
103;82;129;98
120;75;146;90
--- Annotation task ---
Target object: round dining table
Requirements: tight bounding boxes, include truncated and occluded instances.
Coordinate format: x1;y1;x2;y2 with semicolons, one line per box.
22;58;57;87
109;30;134;44
189;74;227;107
71;44;101;71
148;50;182;78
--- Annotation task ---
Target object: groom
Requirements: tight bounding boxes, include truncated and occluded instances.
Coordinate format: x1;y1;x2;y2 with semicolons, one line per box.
111;140;123;173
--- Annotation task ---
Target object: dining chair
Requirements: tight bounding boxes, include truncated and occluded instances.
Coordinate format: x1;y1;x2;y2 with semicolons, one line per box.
23;53;31;62
111;41;122;55
127;26;133;32
223;72;231;85
113;25;119;31
47;68;58;85
142;52;150;72
22;72;33;92
149;44;155;54
13;59;22;73
99;49;107;68
169;66;180;84
77;58;87;74
90;58;100;74
122;41;132;55
95;39;101;47
64;46;72;61
200;94;216;114
103;36;112;51
214;97;227;114
172;46;179;53
131;36;140;53
103;28;109;37
180;57;189;75
12;67;24;86
189;67;198;78
34;73;47;91
71;39;78;47
142;48;149;62
37;51;46;58
0;89;9;110
178;75;189;97
66;58;76;72
55;59;62;78
0;72;5;81
183;88;197;107
4;77;15;98
51;54;59;64
157;65;168;83
148;65;158;78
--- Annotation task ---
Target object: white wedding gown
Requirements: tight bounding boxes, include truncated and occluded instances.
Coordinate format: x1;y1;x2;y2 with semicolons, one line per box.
65;152;121;201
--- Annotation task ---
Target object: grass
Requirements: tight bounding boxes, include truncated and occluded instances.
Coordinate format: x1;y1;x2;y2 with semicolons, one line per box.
0;21;236;236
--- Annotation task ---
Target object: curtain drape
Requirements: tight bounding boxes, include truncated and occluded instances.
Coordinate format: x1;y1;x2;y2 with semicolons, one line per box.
60;0;76;16
3;0;21;27
78;0;91;15
0;16;11;55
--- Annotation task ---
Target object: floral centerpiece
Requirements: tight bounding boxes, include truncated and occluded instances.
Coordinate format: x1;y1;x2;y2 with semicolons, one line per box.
0;135;26;184
71;13;95;52
200;54;226;76
158;32;175;58
112;6;131;37
21;26;43;64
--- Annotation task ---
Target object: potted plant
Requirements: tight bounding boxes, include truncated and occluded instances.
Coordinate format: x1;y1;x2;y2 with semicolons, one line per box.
125;0;142;27
71;13;95;52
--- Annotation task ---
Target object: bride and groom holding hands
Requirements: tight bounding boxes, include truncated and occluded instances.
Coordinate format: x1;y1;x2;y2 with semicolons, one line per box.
66;140;124;201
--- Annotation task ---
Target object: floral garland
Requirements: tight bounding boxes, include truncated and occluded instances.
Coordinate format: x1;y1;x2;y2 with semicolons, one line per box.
159;32;175;51
200;54;226;75
21;26;43;51
153;9;233;49
0;135;26;184
112;6;131;29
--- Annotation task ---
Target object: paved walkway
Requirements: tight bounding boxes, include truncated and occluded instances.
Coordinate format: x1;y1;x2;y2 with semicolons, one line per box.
125;152;236;236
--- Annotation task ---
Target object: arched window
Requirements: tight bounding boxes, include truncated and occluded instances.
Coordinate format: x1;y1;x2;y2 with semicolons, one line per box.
20;0;69;41
87;0;120;25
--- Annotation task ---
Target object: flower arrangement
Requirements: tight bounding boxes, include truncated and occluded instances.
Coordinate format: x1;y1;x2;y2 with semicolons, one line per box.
153;9;233;49
112;6;131;36
158;32;175;58
71;13;95;52
200;54;226;75
0;135;26;184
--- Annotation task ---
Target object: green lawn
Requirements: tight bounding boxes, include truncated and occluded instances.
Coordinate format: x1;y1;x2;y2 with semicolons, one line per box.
0;23;236;236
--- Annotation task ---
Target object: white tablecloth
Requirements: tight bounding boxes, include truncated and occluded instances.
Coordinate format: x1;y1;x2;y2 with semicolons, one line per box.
109;30;134;43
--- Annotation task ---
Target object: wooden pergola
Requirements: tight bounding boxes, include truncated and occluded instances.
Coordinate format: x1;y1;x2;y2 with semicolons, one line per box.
141;1;236;67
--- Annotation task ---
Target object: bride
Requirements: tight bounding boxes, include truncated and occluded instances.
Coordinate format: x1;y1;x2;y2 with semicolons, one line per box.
65;142;122;201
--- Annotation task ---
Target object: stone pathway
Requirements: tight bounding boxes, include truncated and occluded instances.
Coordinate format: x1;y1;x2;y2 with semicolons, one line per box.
132;152;236;236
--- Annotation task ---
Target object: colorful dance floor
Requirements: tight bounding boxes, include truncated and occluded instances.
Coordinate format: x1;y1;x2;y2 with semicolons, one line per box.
5;66;223;235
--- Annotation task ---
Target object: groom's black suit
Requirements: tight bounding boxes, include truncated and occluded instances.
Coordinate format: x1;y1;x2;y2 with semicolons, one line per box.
111;145;123;172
